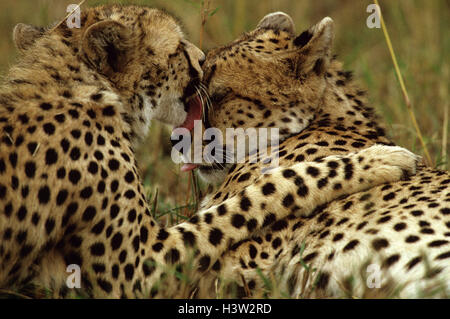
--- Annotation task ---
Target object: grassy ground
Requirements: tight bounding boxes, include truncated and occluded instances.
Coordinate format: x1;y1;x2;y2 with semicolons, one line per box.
0;0;448;298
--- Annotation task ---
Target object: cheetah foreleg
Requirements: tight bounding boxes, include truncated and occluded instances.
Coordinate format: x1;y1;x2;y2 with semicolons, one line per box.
151;145;418;277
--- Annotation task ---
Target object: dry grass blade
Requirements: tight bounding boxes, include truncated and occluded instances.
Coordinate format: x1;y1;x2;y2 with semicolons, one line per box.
189;287;197;299
5;133;13;144
241;274;251;297
183;171;192;217
441;67;448;166
151;188;159;218
199;0;211;49
443;104;448;164
373;0;433;167
0;289;32;299
32;143;40;157
49;0;86;33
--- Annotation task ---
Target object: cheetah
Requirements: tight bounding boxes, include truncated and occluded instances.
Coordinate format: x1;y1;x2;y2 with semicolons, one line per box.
1;6;419;298
187;12;450;297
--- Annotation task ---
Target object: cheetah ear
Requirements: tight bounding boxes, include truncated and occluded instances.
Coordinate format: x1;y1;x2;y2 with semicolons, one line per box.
257;12;295;35
13;23;45;53
81;20;133;77
293;17;334;76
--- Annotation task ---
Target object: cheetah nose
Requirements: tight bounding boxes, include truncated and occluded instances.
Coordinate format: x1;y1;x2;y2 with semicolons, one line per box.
199;53;206;67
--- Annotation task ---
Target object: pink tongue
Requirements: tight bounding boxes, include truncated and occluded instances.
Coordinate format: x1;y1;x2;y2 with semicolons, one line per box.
179;95;203;131
174;95;203;172
181;163;199;172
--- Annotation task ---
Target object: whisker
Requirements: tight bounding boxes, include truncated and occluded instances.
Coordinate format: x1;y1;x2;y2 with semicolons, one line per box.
198;84;212;121
199;87;210;122
213;162;225;170
198;88;209;122
195;86;206;122
211;147;235;164
201;86;212;113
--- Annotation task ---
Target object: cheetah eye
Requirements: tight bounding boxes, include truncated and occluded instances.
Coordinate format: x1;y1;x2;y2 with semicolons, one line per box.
210;87;232;105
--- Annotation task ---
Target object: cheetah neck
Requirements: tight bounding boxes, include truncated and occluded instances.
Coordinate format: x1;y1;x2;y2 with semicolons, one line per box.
1;33;149;149
311;61;392;144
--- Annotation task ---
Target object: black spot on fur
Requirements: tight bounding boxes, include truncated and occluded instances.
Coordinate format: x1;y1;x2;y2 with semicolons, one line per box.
372;238;389;250
231;214;246;228
209;228;223;246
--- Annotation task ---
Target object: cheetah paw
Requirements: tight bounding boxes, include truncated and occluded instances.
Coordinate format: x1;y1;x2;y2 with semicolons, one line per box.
358;145;420;181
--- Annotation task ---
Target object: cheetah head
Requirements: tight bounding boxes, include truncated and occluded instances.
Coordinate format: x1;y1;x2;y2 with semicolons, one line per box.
178;12;335;184
12;5;205;136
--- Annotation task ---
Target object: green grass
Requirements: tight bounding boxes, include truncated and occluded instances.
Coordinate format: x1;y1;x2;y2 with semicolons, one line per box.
0;0;448;298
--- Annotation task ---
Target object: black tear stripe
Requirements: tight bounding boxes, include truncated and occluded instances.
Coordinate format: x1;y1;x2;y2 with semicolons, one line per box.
181;48;201;102
203;64;216;89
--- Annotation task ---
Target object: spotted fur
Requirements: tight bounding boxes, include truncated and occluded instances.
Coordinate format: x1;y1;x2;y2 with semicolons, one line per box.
0;5;421;298
0;4;209;297
194;13;450;297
